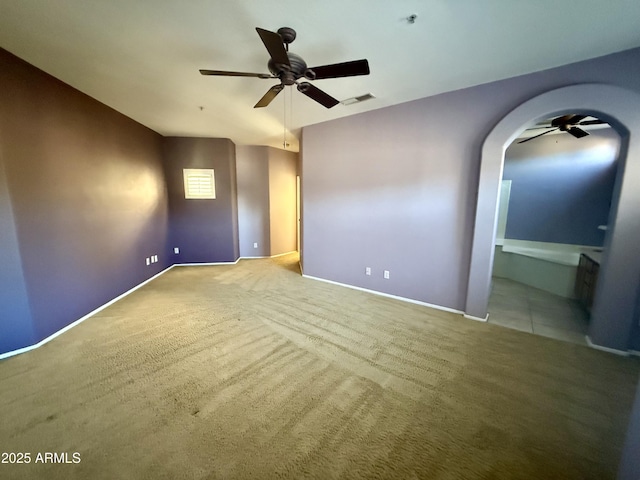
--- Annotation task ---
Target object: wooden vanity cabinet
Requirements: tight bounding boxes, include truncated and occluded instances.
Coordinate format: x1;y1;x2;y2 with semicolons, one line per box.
575;253;599;313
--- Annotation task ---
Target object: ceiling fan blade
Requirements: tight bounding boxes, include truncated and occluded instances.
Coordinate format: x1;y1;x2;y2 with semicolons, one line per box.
518;128;558;144
306;59;370;80
551;114;578;127
578;119;607;126
567;114;588;125
296;82;339;108
567;127;589;139
256;28;290;67
200;69;274;79
254;84;284;108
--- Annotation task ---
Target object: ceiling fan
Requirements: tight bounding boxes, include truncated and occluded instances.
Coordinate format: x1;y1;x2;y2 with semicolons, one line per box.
200;27;370;109
518;114;607;144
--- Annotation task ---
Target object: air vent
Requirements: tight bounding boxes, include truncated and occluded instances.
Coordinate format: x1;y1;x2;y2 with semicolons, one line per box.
340;93;376;106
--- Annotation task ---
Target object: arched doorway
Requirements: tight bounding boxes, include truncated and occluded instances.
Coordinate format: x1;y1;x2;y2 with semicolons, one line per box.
465;84;640;353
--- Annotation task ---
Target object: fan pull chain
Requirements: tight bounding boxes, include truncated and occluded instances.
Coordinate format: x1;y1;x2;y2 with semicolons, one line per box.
283;86;287;149
282;85;293;149
289;86;293;148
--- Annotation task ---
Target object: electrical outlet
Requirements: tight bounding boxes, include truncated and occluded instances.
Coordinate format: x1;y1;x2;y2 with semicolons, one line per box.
384;270;390;279
146;257;150;266
174;247;179;254
253;242;258;248
365;267;371;276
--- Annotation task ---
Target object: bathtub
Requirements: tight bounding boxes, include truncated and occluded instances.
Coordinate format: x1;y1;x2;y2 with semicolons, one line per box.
493;239;603;298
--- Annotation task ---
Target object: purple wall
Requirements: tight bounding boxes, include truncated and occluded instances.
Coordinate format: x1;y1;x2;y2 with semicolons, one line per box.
503;129;619;246
0;158;34;352
0;48;170;346
1;48;244;356
302;47;640;312
163;137;239;263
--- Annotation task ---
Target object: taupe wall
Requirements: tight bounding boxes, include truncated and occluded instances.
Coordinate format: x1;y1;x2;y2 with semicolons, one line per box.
163;137;239;263
0;48;169;344
619;374;640;479
268;148;298;256
302;46;640;315
236;146;270;257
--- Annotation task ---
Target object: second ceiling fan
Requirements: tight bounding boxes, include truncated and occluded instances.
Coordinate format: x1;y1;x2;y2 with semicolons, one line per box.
518;114;607;144
200;27;370;109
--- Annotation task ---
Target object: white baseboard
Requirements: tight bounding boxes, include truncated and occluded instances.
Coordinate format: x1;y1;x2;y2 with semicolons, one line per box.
1;253;303;360
464;313;489;322
176;251;297;265
174;258;240;266
585;335;630;356
302;274;464;316
0;266;175;361
238;250;298;260
269;250;298;258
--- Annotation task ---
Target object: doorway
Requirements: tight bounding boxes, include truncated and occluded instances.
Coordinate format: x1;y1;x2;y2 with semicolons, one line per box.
465;84;640;352
487;120;620;344
296;175;301;253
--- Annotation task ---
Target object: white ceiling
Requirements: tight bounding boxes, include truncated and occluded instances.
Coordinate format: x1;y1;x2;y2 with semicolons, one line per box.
2;1;640;152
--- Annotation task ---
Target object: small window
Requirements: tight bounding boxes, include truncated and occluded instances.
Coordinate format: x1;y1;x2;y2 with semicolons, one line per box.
183;169;216;199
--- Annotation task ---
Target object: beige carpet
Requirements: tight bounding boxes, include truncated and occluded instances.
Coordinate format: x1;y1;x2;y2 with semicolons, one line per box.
1;253;638;479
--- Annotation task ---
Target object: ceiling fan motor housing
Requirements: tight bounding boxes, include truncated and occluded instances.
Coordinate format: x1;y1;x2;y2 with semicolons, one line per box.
268;52;310;85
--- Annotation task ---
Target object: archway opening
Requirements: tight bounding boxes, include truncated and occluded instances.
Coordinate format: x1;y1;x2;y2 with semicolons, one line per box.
466;84;640;353
488;113;620;344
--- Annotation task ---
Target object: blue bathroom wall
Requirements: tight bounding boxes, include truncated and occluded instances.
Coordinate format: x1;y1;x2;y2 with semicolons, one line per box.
503;128;619;246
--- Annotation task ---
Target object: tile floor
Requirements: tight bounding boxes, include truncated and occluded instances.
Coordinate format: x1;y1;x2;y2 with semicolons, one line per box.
488;276;590;346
